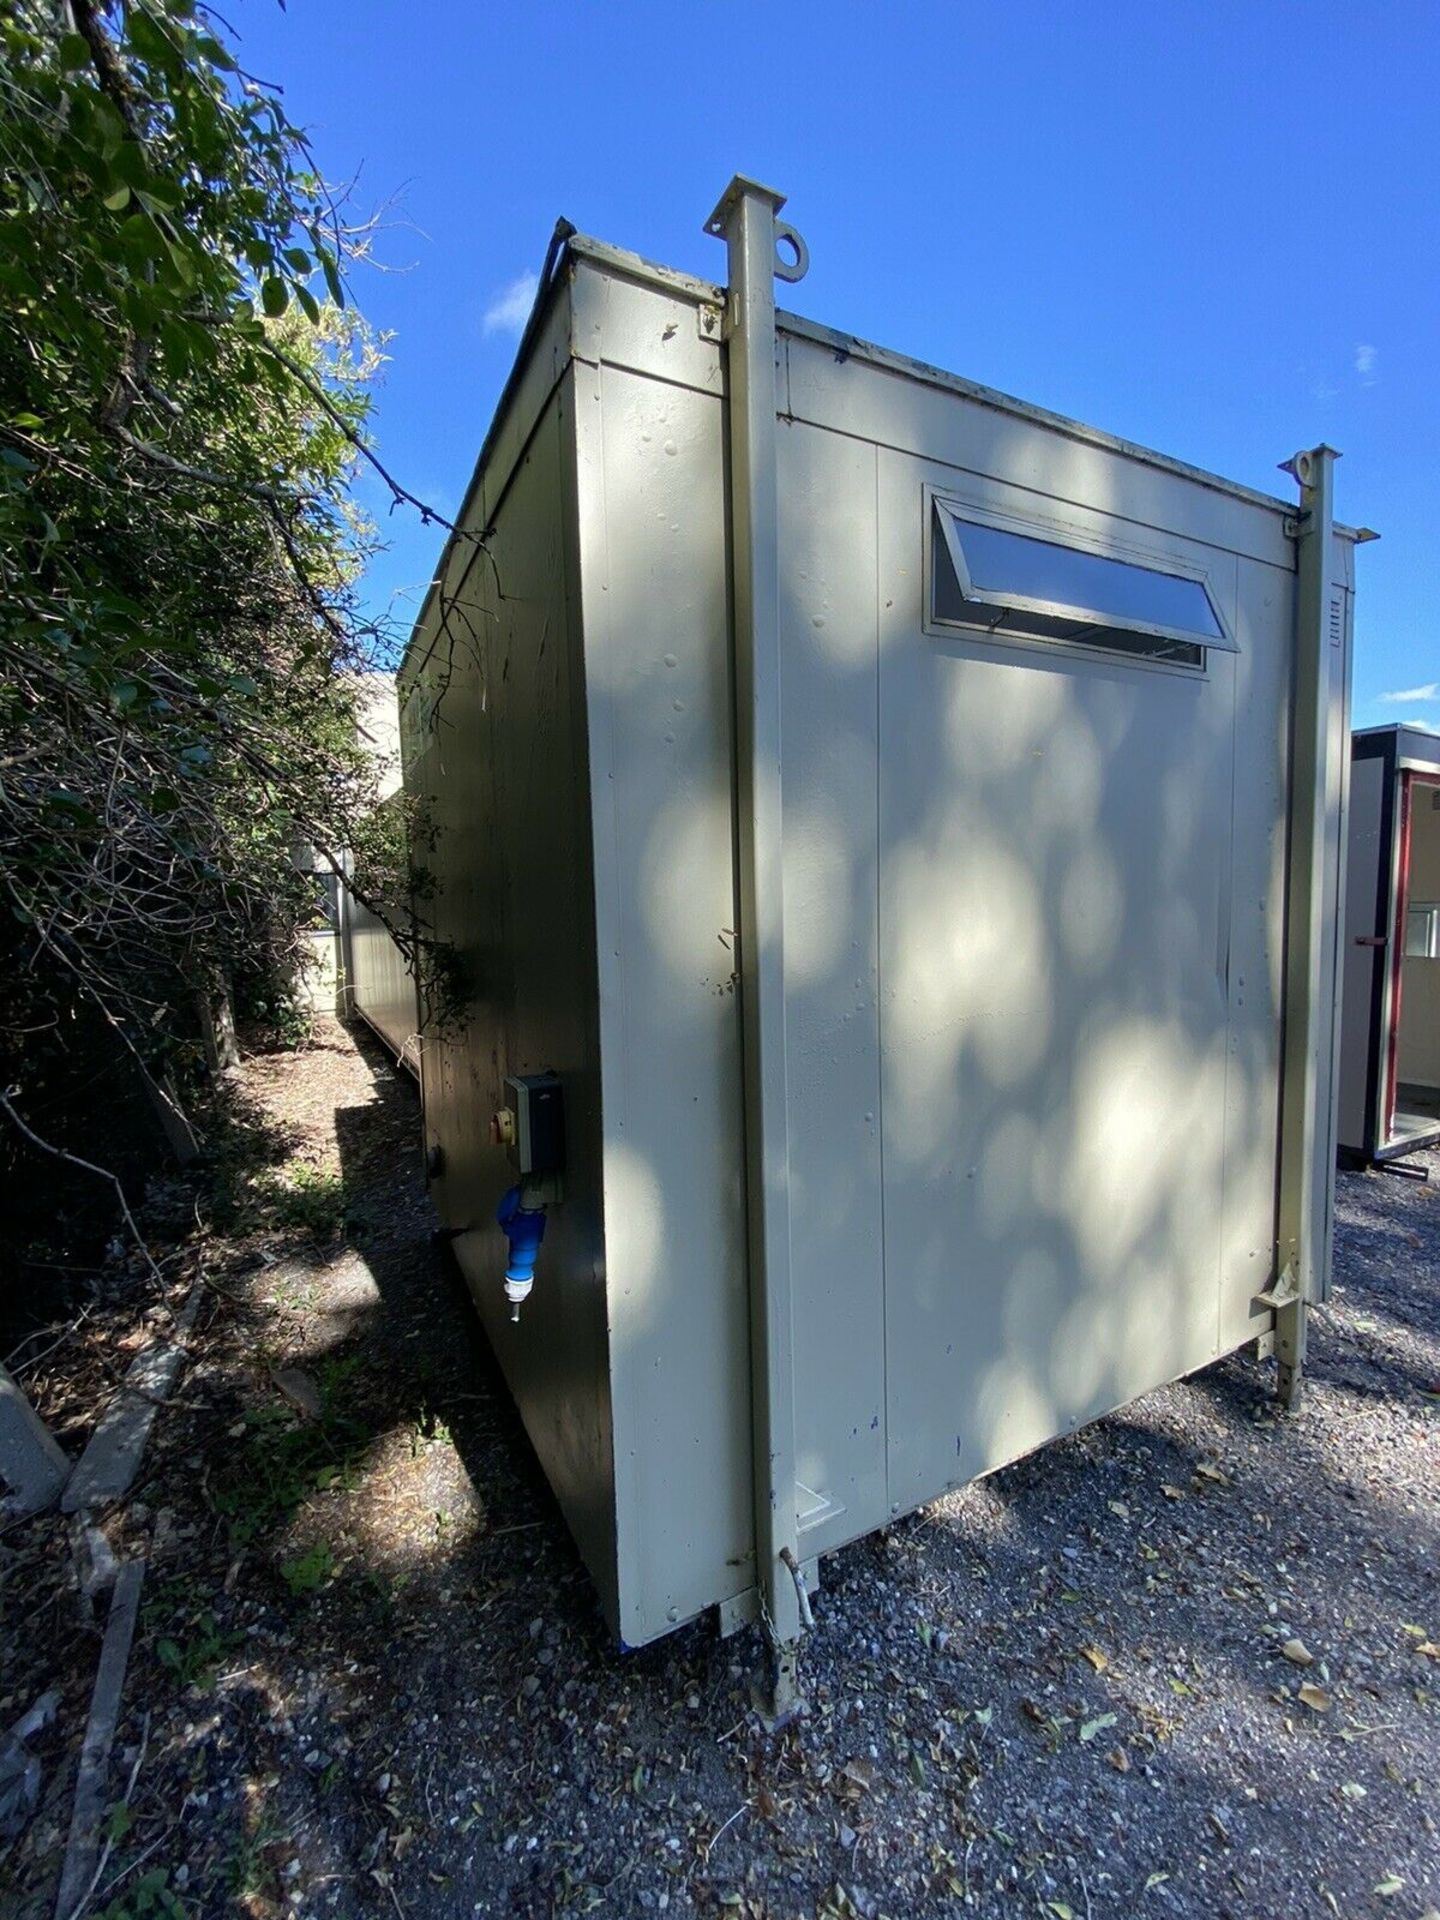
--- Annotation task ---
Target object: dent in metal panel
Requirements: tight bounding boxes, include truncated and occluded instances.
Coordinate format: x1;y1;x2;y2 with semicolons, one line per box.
775;422;887;1556
403;383;619;1629
574;356;751;1645
877;447;1235;1508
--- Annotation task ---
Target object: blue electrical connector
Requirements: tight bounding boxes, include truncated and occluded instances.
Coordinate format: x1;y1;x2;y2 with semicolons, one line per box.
497;1184;547;1321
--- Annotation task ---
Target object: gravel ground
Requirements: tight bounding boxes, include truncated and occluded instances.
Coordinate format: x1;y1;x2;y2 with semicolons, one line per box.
3;1019;1437;1920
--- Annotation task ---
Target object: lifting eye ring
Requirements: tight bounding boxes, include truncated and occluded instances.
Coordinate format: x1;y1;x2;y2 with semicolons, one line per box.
774;222;809;285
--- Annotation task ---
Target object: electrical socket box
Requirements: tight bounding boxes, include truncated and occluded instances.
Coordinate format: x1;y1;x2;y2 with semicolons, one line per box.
504;1072;565;1181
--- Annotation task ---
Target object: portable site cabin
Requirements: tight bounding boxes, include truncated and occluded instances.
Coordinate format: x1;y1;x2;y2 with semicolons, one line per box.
1338;725;1440;1164
398;178;1364;1677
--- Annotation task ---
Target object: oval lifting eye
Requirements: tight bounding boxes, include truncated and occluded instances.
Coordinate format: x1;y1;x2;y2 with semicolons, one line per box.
773;222;809;285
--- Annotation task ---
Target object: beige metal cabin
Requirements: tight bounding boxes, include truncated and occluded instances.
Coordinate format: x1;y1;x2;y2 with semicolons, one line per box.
397;179;1364;1692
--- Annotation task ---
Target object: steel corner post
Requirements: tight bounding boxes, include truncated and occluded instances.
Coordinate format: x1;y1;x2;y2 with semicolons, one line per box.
706;176;806;1709
1273;445;1342;1412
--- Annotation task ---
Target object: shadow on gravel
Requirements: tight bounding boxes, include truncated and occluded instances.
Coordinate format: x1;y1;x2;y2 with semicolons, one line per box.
328;1026;586;1551
58;1021;1429;1920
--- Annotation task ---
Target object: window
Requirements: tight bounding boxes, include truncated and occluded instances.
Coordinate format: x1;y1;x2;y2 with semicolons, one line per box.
931;500;1234;669
1404;903;1440;960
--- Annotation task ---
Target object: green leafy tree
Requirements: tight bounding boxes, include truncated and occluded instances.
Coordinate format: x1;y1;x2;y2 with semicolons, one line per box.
0;1;435;1127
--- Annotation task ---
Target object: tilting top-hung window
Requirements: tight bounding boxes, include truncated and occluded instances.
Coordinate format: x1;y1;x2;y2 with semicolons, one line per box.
931;500;1235;668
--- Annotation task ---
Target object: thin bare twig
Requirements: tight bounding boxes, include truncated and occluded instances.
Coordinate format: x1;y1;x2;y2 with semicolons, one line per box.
703;1805;747;1861
0;1088;162;1286
5;1305;94;1377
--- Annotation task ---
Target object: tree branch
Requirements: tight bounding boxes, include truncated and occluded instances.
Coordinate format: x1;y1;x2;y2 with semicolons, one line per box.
107;421;299;503
264;339;464;534
0;1087;163;1286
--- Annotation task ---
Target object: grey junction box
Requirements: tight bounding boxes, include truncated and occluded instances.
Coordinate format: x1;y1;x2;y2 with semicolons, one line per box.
398;179;1366;1661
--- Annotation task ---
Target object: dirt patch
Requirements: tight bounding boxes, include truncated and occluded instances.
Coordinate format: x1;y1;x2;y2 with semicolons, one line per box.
3;1020;1437;1918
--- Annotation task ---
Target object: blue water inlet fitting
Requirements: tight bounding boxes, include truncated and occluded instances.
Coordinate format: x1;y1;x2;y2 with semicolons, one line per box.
496;1184;548;1322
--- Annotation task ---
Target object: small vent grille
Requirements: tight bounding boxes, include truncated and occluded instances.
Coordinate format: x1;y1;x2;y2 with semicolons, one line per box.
1329;593;1344;647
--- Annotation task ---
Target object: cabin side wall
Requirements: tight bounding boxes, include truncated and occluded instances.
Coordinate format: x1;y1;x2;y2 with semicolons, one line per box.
400;301;620;1626
568;260;756;1646
344;793;422;1073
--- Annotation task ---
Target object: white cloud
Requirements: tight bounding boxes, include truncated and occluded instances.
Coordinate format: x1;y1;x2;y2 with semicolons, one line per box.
1378;683;1438;704
1354;342;1378;383
482;271;539;337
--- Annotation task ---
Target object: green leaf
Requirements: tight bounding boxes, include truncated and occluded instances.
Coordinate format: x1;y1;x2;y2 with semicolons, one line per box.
59;32;91;69
118;212;165;261
104;1800;135;1842
90;95;127;158
162;236;198;289
127;9;173;67
103;185;131;213
294;283;321;326
110;143;151;189
284;248;312;274
46;789;94;818
260;277;289;317
316;244;345;307
195;31;237;71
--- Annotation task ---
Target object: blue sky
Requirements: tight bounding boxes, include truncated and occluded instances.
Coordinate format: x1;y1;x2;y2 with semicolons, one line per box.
234;0;1438;722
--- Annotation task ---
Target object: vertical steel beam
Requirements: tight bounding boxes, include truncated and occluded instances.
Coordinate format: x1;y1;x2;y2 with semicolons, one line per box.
1273;445;1342;1410
705;176;803;1687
